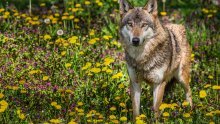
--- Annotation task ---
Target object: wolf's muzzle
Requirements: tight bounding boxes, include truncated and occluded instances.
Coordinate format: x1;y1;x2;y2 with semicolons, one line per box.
132;37;140;46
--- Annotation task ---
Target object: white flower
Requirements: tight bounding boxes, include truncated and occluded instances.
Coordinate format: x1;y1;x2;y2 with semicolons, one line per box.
44;18;50;24
57;29;64;36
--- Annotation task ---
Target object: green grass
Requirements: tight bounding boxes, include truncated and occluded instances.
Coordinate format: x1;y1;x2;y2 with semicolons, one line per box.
0;0;219;123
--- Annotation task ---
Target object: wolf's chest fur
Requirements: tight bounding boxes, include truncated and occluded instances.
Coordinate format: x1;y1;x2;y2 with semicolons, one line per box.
125;25;182;84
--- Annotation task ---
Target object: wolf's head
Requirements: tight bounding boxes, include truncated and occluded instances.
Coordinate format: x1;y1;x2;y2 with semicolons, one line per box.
119;0;159;47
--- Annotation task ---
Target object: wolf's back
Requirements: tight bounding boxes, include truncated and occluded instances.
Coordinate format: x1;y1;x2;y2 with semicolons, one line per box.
165;24;187;46
164;23;191;74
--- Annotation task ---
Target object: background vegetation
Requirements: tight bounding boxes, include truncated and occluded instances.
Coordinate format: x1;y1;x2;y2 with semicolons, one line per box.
0;0;219;123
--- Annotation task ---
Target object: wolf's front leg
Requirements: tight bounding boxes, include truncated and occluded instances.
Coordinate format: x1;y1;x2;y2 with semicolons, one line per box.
153;82;167;118
127;64;141;121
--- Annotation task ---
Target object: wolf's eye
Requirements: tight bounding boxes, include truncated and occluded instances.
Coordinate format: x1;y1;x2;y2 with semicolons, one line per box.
142;23;148;27
127;22;133;27
142;23;148;28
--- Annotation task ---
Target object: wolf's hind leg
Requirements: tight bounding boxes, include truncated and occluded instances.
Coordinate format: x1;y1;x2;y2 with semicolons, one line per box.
176;64;193;108
153;82;167;118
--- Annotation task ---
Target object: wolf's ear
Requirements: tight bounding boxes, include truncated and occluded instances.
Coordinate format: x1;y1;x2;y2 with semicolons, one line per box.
143;0;157;14
119;0;133;14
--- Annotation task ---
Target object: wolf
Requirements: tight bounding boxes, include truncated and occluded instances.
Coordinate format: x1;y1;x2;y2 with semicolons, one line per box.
119;0;193;120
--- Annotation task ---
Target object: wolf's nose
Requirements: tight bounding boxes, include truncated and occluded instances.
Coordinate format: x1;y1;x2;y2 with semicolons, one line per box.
132;37;140;46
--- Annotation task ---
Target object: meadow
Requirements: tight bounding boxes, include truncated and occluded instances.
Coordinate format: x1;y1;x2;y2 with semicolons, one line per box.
0;0;219;123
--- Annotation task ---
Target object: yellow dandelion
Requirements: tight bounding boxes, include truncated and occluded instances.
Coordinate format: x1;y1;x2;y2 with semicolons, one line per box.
61;51;66;56
82;62;92;70
102;67;107;71
111;40;121;47
183;113;191;118
0;100;8;113
28;70;37;75
43;76;49;81
204;84;212;88
199;90;207;98
19;113;26;120
191;53;195;61
109;115;116;120
77;109;84;113
19;79;25;85
85;1;91;5
111;119;119;124
68;36;78;44
139;114;146;118
208;75;214;79
119;102;126;108
97;119;103;122
40;3;46;7
75;4;81;8
206;112;213;117
170;103;179;110
74;18;79;22
136;119;145;124
0;93;4;99
20;90;27;93
0;8;5;13
118;83;125;89
120;116;127;121
121;109;128;113
77;102;83;106
88;38;97;45
182;101;190;106
106;69;113;73
115;96;120;100
207;14;213;18
97;2;103;7
86;113;92;118
159;103;169;110
103;35;112;40
79;51;84;55
162;112;170;117
62;16;68;20
78;112;84;116
63;12;69;16
212;85;220;90
72;8;78;12
12;86;19;90
68;120;77;124
51;102;57;106
69;15;74;20
209;122;215;124
96;62;101;67
160;11;167;16
50;119;62;124
89;29;95;36
55;105;61;110
65;63;72;68
4;11;10;16
69;111;75;116
17;109;21;115
110;106;116;111
112;72;123;79
211;110;220;114
90;67;101;73
65;89;73;94
202;8;209;14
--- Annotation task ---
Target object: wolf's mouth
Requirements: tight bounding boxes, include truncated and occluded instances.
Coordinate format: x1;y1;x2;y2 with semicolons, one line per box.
132;43;139;47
